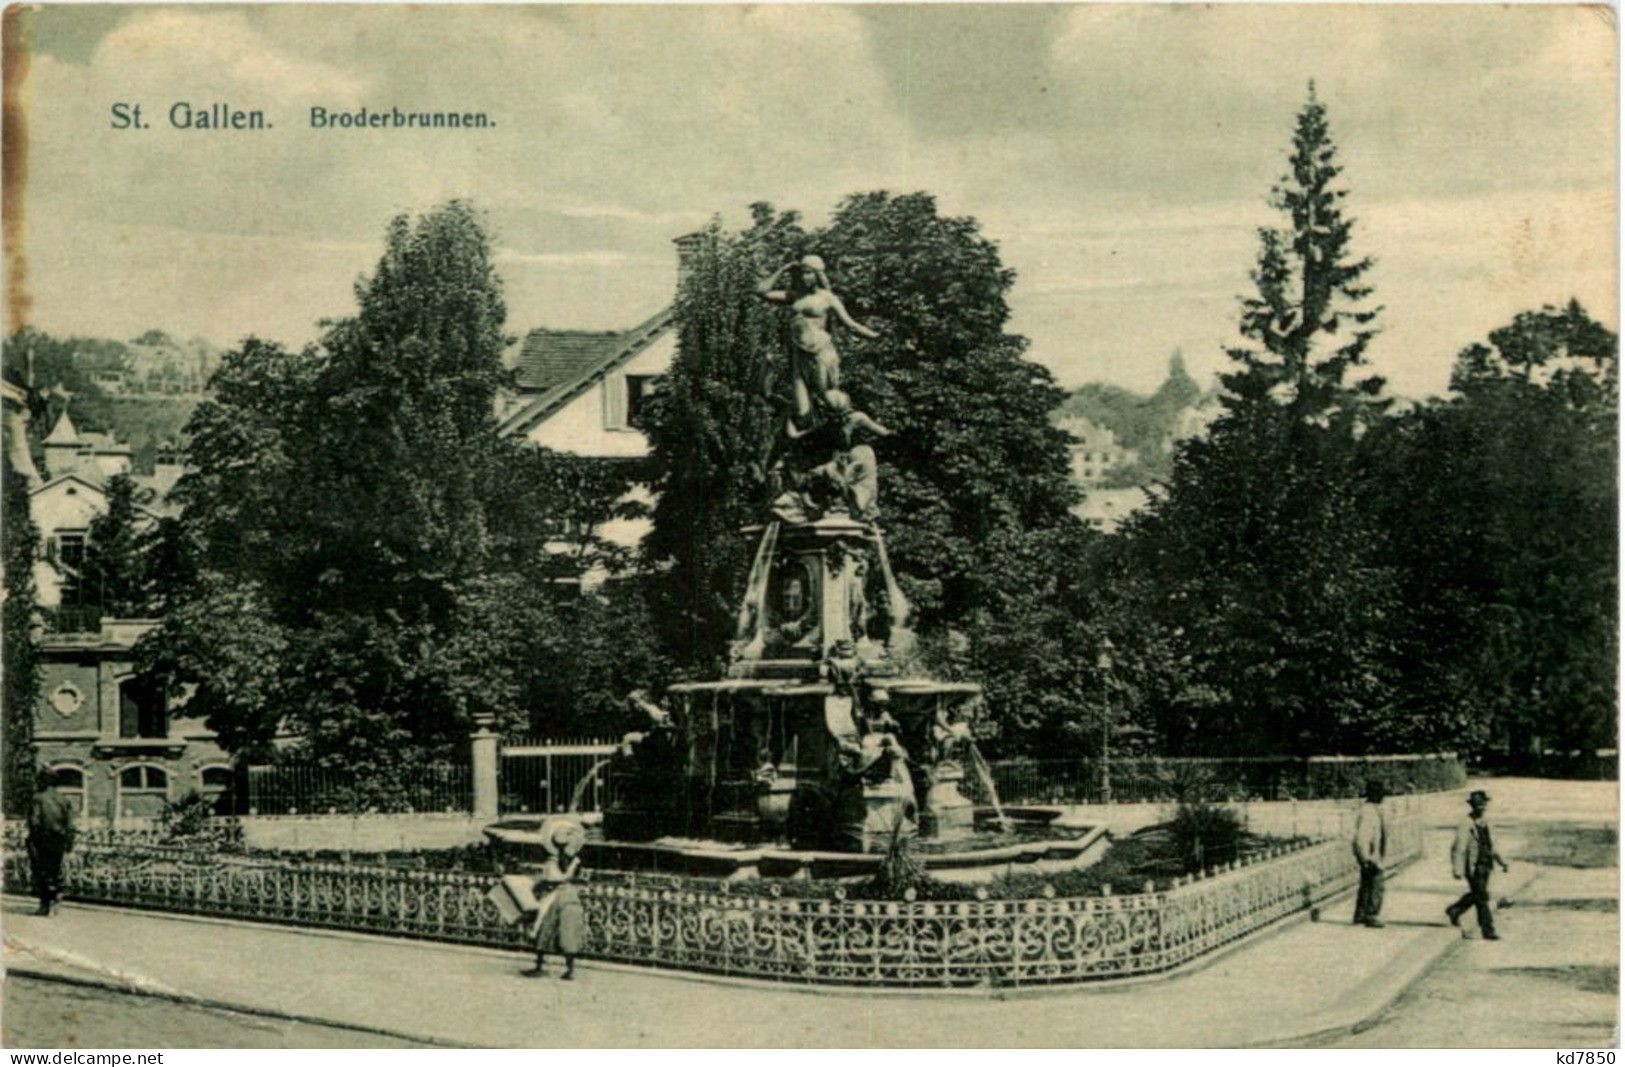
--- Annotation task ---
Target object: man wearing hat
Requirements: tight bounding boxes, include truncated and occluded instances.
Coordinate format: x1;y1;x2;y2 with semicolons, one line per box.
27;766;77;916
1447;789;1509;939
1351;780;1388;927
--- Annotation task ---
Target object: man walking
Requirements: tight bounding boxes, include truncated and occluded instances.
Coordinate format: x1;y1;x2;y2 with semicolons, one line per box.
1447;789;1509;939
1351;779;1388;927
26;767;77;916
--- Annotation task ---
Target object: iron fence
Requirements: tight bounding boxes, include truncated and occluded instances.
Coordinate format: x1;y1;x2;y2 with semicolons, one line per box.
499;739;619;815
244;763;472;816
986;753;1465;806
3;815;1421;989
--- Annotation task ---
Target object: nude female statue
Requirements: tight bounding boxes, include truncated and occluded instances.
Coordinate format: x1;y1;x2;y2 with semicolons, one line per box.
757;255;879;427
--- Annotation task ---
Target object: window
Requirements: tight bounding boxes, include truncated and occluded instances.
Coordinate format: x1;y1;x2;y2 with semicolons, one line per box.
48;765;86;813
118;678;168;740
119;765;168;792
52;530;87;570
625;375;656;428
200;765;233;793
605;374;657;431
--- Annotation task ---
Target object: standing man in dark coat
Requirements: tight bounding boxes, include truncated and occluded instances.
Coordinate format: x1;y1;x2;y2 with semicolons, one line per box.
1447;789;1509;940
1351;779;1388;927
27;767;77;915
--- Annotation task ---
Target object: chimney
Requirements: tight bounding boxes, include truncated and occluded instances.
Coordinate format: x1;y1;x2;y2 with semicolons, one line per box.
673;232;706;289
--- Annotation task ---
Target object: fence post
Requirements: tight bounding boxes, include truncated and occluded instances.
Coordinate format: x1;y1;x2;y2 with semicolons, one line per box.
470;712;500;819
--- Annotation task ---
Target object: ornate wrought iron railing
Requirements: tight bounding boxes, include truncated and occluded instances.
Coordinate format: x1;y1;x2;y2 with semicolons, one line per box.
4;815;1420;989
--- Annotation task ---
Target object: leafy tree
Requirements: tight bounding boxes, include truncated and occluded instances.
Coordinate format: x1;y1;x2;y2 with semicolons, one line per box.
145;204;518;773
1122;87;1400;755
2;463;40;816
818;192;1078;625
642;204;805;670
511;578;674;738
961;522;1112;756
144;201;661;781
1371;302;1617;759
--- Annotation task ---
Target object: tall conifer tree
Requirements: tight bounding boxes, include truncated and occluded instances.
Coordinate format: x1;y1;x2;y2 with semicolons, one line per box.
1223;84;1385;426
1126;88;1399;755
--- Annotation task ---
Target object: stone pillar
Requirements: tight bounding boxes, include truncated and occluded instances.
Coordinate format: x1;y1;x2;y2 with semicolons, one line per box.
470;712;500;819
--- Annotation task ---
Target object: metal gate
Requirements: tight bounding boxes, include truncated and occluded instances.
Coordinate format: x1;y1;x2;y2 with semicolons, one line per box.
499;740;618;815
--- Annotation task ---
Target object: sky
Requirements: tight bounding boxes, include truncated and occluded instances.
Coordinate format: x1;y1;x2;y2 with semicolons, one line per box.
8;3;1618;398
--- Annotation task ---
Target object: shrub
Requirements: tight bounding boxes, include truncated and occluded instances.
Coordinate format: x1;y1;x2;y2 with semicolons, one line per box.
160;790;216;840
1166;799;1246;870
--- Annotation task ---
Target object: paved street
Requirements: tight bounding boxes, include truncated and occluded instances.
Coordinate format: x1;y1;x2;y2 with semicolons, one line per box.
2;976;434;1049
2;778;1614;1048
1331;791;1618;1048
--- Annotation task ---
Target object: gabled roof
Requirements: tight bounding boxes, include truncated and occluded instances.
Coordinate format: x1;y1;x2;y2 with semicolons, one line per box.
30;472;164;522
31;472;106;499
513;330;628;392
499;307;674;439
44;410;80;445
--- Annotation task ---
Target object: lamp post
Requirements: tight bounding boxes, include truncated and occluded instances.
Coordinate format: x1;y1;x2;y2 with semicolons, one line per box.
1096;637;1115;806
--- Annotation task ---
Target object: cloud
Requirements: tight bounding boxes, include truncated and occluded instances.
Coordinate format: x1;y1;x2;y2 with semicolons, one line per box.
10;5;1616;405
93;9;369;102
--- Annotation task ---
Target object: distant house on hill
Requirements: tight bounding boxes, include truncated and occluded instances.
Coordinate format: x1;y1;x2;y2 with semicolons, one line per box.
1055;415;1137;488
1074;485;1155;534
1056;352;1221;531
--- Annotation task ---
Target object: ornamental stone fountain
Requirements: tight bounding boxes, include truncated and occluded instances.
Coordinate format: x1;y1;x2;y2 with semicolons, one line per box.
489;254;1100;879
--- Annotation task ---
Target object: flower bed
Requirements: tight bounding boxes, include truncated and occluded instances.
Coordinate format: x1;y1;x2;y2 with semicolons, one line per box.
3;814;1421;989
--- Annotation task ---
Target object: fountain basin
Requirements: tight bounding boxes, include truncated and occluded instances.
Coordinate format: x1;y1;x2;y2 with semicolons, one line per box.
483;811;1106;883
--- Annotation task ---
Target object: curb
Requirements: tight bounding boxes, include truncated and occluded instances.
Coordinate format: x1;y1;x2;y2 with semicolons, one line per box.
4;963;472;1049
1258;864;1543;1048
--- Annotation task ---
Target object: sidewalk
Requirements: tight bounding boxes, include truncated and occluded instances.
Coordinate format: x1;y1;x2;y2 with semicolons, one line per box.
2;828;1538;1048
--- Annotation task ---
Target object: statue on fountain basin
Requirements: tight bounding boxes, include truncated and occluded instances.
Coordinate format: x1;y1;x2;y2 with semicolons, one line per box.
757;254;879;432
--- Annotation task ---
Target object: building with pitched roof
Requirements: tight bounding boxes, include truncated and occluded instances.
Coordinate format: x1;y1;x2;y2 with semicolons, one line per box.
495;237;705;558
31;410;183;608
498;307;675;458
28;412;224;823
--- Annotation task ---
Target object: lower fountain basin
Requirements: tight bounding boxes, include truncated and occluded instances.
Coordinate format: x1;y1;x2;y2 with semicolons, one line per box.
483;810;1107;883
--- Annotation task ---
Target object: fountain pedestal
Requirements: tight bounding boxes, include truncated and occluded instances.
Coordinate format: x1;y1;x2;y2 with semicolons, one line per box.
924;760;977;835
728;515;898;679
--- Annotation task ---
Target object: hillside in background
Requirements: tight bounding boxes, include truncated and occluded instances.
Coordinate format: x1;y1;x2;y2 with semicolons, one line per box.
1057;352;1216;486
6;328;218;473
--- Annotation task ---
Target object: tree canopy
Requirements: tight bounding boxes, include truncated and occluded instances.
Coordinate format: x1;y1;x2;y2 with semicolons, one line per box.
142;202;664;780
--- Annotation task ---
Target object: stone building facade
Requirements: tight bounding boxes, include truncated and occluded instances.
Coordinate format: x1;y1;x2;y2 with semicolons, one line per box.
34;619;230;823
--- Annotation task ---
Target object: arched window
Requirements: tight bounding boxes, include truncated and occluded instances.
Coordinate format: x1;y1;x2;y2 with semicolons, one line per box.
119;764;168;792
199;765;232;792
48;765;86;814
